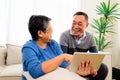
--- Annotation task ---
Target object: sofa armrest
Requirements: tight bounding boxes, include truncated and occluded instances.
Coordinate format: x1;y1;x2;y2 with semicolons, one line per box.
0;47;7;66
102;52;112;80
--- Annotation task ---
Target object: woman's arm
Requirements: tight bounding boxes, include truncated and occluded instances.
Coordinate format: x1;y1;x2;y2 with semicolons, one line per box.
42;54;72;73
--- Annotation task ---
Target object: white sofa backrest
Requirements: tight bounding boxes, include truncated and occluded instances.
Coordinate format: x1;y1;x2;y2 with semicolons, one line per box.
0;47;7;66
6;44;22;65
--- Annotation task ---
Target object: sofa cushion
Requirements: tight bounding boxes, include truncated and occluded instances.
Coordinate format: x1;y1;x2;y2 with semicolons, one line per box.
6;44;22;65
0;47;7;66
0;66;4;73
0;64;22;76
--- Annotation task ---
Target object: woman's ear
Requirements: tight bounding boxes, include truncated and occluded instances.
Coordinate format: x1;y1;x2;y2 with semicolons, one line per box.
38;30;43;37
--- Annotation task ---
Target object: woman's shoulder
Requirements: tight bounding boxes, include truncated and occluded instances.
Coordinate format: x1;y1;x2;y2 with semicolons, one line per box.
22;40;38;49
49;39;58;46
48;40;61;49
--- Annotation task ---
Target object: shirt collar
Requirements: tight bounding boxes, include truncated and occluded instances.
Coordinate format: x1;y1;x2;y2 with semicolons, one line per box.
70;30;86;40
70;30;86;44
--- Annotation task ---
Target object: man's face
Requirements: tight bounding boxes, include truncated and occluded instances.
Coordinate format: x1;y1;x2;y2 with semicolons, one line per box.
71;15;88;38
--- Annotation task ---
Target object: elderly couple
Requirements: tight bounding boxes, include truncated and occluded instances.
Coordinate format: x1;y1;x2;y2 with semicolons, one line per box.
22;11;108;80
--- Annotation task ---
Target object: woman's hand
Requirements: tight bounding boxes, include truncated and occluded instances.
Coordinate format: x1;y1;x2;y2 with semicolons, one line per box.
62;54;73;64
76;60;97;77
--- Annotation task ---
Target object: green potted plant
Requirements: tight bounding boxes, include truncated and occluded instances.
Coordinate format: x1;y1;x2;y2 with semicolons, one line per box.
91;0;120;51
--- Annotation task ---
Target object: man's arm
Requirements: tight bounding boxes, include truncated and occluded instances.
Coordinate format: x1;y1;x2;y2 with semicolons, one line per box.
59;32;69;53
60;45;68;53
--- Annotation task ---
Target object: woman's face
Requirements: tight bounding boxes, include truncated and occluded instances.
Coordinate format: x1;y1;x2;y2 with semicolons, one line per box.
40;22;53;43
44;22;53;42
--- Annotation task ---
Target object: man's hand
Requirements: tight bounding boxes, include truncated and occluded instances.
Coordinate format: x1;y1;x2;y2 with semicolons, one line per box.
76;60;97;77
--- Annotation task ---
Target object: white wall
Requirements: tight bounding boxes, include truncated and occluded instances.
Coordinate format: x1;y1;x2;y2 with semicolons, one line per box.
80;0;120;66
111;0;120;66
80;0;107;31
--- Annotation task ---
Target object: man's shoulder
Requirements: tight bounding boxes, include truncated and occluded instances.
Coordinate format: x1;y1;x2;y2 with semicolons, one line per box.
85;31;94;37
60;30;71;43
62;29;70;34
61;29;70;37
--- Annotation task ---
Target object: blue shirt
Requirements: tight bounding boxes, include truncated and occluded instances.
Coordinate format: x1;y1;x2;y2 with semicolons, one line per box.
22;40;69;80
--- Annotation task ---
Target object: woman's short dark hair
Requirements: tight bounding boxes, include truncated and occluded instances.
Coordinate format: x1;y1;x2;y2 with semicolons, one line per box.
73;11;88;21
28;15;51;40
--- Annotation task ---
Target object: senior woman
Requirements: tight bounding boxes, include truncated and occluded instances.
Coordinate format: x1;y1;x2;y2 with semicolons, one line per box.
22;15;97;80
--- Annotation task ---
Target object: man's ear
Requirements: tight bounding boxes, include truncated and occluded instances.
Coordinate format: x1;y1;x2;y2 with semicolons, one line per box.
86;22;89;28
38;30;43;37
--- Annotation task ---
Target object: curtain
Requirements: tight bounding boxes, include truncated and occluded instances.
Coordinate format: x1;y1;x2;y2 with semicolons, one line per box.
0;0;80;45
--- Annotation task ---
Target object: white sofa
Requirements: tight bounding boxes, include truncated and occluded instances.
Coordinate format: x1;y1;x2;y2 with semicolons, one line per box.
0;44;112;80
0;44;22;80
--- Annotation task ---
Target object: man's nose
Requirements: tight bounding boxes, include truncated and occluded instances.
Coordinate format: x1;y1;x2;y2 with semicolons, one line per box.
74;23;79;28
